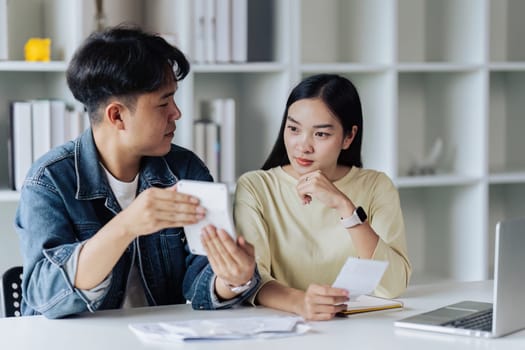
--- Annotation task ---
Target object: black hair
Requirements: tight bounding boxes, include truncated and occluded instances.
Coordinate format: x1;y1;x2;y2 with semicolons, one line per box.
262;74;363;170
66;25;190;124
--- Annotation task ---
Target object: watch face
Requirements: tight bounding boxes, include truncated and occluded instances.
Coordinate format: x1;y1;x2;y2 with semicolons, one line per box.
356;206;367;222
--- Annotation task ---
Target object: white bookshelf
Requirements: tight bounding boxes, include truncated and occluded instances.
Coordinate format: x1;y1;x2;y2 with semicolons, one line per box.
1;0;524;285
297;0;525;284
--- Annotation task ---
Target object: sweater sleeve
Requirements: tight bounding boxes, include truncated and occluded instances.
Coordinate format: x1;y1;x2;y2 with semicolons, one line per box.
368;172;412;298
233;174;275;303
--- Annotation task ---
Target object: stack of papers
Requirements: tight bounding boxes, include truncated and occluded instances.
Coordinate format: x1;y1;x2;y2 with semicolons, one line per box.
129;316;310;343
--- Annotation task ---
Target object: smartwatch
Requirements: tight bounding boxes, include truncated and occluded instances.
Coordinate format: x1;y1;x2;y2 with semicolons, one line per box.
340;206;367;229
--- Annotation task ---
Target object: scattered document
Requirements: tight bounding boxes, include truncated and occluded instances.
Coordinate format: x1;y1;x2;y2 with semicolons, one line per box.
332;257;388;300
129;316;310;344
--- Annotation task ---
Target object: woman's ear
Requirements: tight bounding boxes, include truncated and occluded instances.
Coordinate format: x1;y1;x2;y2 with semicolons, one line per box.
342;125;358;150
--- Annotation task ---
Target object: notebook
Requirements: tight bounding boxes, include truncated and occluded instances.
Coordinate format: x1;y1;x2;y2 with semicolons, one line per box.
332;257;403;315
394;217;525;338
340;295;403;315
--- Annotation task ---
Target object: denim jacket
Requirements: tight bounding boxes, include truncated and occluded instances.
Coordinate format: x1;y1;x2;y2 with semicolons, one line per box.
15;129;259;319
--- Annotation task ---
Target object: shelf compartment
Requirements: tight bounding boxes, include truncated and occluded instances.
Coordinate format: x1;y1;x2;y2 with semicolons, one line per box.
0;72;74;188
4;0;80;61
488;183;525;276
300;0;394;64
397;0;484;64
489;71;525;173
397;71;485;178
0;201;22;276
192;71;289;177
489;0;525;62
400;184;487;281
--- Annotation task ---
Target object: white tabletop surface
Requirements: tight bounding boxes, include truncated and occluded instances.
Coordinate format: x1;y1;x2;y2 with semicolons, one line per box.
1;280;524;349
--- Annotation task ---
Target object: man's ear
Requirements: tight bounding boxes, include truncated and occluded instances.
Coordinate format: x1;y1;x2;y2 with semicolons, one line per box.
342;125;358;150
105;102;126;130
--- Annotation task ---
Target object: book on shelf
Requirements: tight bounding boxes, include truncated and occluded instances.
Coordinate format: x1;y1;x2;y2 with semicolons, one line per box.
9;101;33;191
215;0;231;63
193;121;206;161
211;98;236;184
195;98;237;184
193;119;219;181
0;0;7;60
50;100;67;148
339;295;403;316
7;99;88;191
192;0;206;63
31;99;52;162
231;0;247;62
204;0;216;63
205;122;220;184
66;108;89;141
247;0;274;62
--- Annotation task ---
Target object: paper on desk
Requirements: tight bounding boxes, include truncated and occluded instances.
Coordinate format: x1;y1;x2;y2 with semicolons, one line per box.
332;257;388;300
129;316;310;343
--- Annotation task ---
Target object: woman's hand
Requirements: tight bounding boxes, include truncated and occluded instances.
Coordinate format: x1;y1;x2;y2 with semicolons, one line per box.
296;170;355;216
299;284;349;321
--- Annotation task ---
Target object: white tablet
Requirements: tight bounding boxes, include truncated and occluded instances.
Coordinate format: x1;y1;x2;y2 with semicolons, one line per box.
176;180;236;255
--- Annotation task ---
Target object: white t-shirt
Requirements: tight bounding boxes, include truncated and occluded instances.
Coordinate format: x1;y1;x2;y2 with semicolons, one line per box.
103;167;148;308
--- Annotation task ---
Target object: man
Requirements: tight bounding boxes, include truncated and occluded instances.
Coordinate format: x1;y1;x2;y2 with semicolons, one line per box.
15;25;259;319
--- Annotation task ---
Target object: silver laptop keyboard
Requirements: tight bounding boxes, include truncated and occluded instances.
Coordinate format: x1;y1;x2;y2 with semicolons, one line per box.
442;309;493;332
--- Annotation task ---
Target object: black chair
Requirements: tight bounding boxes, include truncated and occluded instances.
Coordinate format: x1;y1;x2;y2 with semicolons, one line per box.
1;266;23;317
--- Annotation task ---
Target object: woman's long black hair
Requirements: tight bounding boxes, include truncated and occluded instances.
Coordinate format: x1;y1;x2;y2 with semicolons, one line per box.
262;74;363;170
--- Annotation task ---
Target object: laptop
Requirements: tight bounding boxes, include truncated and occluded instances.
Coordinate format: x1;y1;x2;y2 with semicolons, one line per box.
395;217;525;338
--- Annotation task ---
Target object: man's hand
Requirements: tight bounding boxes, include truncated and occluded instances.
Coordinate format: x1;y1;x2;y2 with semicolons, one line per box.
201;225;256;300
119;184;206;238
76;184;206;290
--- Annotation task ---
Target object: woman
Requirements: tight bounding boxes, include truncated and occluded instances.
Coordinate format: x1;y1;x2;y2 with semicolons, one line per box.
233;74;411;321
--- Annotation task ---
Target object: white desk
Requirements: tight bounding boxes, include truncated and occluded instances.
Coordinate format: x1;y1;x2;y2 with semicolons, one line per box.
1;280;524;349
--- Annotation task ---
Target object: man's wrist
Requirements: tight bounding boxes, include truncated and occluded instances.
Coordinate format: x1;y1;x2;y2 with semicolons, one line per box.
227;278;253;294
215;275;254;299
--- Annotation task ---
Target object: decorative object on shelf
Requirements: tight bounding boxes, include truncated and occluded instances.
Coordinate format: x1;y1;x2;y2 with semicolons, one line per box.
93;0;106;32
24;38;51;61
408;137;444;176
